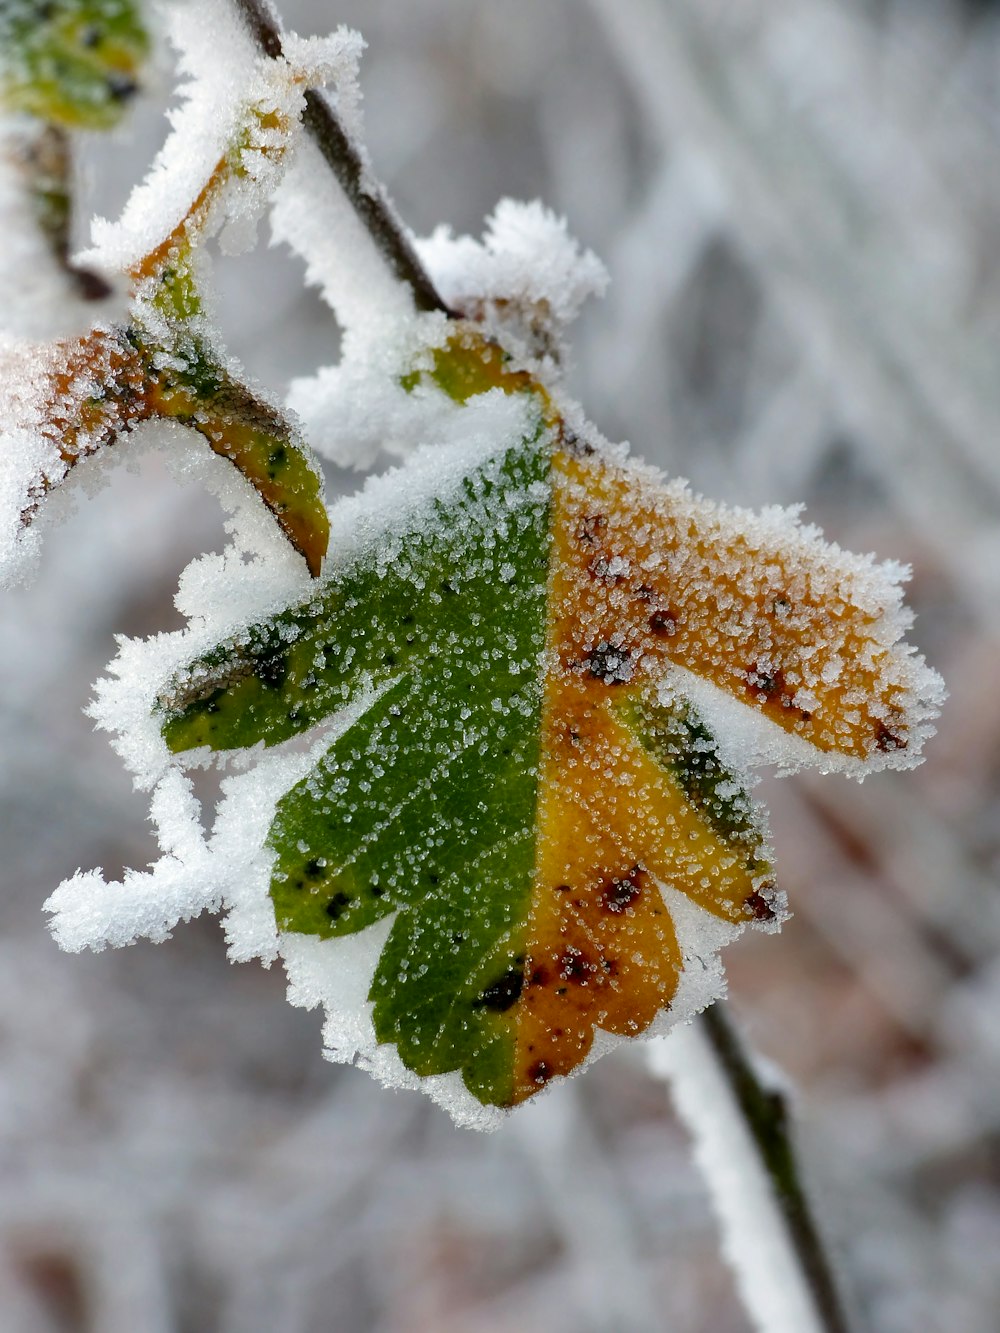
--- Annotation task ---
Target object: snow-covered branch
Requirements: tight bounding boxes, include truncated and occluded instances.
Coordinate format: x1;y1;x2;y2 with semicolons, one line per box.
651;1005;852;1333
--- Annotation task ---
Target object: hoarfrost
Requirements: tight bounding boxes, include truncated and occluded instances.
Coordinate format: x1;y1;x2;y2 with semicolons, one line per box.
288;200;607;467
83;1;362;272
418;198;609;334
652;1023;830;1333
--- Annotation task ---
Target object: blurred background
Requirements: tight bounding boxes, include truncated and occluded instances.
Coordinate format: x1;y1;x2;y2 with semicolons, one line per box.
2;0;999;1328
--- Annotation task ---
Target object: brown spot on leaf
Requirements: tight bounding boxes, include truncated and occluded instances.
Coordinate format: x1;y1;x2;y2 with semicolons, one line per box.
745;889;776;922
875;722;907;752
585;641;635;684
575;513;607;545
558;946;598;984
648;609;677;637
600;865;645;914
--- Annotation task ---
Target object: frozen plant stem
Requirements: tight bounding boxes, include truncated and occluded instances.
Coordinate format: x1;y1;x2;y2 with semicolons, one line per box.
651;1004;853;1333
232;0;453;315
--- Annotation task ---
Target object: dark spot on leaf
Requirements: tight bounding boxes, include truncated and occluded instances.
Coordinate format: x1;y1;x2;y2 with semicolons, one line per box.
746;663;811;720
528;1060;552;1086
558;946;597;984
747;662;781;696
325;891;352;920
575;513;607;545
383;652;397;667
745;889;776;922
370;884;384;897
304;859;324;879
649;609;677;637
600;865;645;914
441;580;456;594
875;722;907;752
529;966;550;987
256;651;289;689
585;641;635;684
474;967;524;1012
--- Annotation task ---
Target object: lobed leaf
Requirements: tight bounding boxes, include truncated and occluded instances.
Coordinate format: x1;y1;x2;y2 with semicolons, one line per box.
154;329;943;1108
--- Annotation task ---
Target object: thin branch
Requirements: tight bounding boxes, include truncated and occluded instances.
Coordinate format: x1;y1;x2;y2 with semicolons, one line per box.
650;1004;854;1333
233;0;453;316
702;1004;853;1333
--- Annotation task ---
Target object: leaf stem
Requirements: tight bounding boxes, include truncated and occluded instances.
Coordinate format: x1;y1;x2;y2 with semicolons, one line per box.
651;1004;854;1333
232;0;454;316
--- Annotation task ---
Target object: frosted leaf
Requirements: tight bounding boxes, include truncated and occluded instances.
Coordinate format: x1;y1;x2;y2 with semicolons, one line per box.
0;0;356;585
82;1;361;272
46;329;944;1124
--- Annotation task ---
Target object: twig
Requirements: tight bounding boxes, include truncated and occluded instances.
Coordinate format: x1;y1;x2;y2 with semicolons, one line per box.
232;0;453;316
649;1003;854;1333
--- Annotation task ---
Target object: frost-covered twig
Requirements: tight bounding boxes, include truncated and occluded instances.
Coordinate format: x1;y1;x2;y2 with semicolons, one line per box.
233;0;452;315
650;1004;852;1333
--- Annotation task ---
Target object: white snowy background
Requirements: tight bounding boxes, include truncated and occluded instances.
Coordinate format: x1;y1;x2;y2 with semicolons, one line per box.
2;0;999;1329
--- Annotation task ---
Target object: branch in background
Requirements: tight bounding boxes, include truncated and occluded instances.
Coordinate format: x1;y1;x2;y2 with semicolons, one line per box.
10;123;112;301
650;1004;853;1333
233;0;453;316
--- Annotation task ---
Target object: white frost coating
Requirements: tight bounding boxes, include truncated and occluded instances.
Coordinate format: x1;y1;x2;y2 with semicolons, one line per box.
0;423;59;588
669;662;943;779
418;198;609;328
320;391;539;562
650;1023;829;1333
44;770;221;952
81;0;363;271
271;135;416;334
290;199;608;466
0;337;67;588
290;320;539;470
